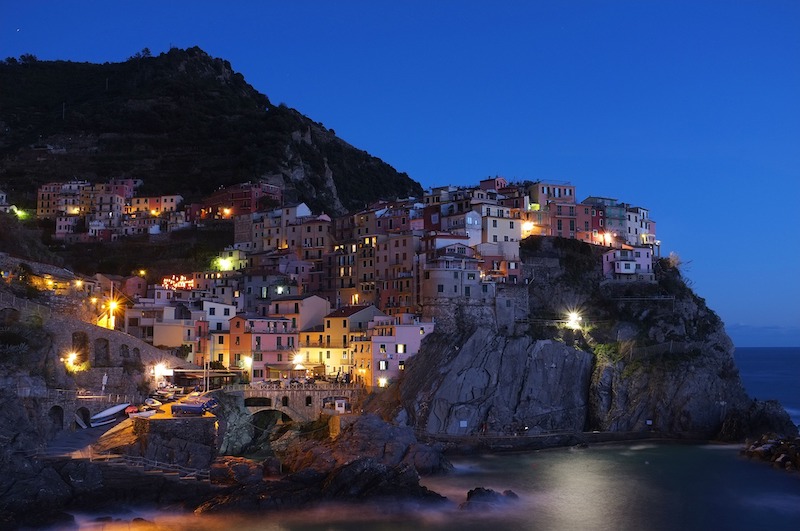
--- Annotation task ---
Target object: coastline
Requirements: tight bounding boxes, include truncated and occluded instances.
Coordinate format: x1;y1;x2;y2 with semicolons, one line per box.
422;430;718;455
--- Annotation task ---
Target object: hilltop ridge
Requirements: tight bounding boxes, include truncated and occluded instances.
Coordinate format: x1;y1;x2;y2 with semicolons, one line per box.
0;47;422;214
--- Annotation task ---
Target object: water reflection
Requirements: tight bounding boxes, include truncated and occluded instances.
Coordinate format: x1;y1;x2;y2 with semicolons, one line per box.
66;443;800;531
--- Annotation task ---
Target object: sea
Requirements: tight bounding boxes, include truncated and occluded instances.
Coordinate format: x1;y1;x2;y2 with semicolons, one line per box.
64;347;800;531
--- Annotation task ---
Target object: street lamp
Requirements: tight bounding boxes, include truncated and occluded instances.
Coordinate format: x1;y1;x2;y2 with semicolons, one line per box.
567;311;582;330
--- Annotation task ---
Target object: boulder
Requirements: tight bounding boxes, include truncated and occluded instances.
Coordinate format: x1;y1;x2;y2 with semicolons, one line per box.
459;487;519;510
210;456;264;485
280;414;451;475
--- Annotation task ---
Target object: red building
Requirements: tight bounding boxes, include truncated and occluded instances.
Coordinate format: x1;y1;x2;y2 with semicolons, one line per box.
201;182;282;219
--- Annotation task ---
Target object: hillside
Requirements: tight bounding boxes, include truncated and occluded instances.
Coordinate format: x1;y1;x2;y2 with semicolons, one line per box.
0;47;422;214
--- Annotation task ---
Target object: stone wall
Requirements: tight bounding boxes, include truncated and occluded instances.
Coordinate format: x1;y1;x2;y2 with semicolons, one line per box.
130;416;218;469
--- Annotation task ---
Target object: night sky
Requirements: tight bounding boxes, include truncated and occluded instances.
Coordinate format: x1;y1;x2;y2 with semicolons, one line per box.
3;1;798;346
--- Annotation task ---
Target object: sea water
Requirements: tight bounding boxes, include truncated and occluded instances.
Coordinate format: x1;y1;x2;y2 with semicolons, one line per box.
66;347;800;530
734;347;800;427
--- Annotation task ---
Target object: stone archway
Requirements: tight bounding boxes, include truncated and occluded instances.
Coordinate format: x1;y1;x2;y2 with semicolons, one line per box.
71;331;90;365
47;405;64;438
0;307;20;325
94;337;110;367
245;397;273;407
251;409;291;444
119;344;130;358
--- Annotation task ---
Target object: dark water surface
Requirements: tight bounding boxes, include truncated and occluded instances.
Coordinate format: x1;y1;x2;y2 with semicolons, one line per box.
66;347;800;530
734;347;800;426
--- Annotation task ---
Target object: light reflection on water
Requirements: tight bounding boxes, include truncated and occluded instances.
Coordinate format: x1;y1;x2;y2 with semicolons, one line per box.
63;443;800;531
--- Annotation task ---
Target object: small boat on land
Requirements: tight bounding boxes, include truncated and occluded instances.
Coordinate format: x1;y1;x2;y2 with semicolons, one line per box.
128;408;157;419
144;397;162;407
90;403;130;427
74;413;88;429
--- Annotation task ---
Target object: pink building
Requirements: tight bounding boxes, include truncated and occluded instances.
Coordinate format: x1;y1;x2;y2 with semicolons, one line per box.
229;315;300;381
351;313;435;389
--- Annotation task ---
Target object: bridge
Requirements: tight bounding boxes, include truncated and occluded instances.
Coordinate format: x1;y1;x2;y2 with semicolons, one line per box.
223;382;364;423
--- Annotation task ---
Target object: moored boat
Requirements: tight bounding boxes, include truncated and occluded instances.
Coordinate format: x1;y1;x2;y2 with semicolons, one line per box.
144;397;162;407
89;402;130;427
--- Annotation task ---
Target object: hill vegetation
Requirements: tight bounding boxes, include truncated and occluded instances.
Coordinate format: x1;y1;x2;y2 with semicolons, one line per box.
0;47;422;213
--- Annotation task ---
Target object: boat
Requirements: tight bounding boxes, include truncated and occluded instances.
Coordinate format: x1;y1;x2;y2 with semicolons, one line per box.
128;408;157;419
144;397;162;407
90;402;130;427
74;412;88;429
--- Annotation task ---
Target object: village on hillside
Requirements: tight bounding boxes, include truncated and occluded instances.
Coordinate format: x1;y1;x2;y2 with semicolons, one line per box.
1;177;660;391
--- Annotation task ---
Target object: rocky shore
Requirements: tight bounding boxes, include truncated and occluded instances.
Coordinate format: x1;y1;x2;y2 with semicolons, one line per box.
742;433;800;472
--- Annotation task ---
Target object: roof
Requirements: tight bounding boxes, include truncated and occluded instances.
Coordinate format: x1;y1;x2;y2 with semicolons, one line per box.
325;304;374;318
270;293;321;302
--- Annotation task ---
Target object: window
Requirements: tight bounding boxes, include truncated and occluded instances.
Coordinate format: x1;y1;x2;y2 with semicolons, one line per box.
235;337;240;346
399;360;405;371
223;308;230;316
437;284;444;293
396;344;406;353
209;307;216;316
217;336;224;345
379;360;388;371
277;353;283;361
380;344;386;353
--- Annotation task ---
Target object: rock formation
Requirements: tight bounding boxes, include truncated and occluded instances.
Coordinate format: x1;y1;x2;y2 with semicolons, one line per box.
394;239;798;442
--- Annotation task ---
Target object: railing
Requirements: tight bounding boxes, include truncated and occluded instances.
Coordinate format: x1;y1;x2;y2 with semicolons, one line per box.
225;382;362;392
92;452;210;481
0;291;52;317
14;386;144;404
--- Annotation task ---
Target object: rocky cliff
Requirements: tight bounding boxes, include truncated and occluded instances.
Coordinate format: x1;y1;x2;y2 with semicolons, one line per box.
392;237;797;441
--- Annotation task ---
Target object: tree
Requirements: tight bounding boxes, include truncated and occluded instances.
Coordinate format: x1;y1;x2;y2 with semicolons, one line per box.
19;53;37;64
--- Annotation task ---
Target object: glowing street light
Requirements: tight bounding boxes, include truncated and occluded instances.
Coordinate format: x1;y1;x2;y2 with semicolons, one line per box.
243;355;253;369
567;312;582;330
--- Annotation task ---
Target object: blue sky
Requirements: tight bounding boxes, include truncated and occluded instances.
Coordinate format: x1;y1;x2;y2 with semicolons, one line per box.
3;1;799;347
